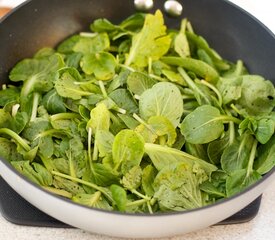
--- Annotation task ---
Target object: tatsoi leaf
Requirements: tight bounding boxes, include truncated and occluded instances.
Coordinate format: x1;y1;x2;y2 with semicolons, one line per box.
237;75;275;115
142;165;157;197
154;163;205;211
118;114;139;130
0;137;24;162
254;136;275;174
9;54;64;97
226;169;261;197
127;72;157;95
53;176;85;195
87;103;110;132
207;133;229;165
181;105;225;144
0;87;20;107
84;163;119;187
221;134;254;174
11;161;52;186
73;33;110;54
161;57;219;83
72;192;112;210
144;143;217;176
119;13;145;31
90;18;120;32
42;89;67;114
55;72;92;100
10;112;29;134
217;77;242;104
110;185;127;212
57;35;81;53
255;118;274;144
121;166;142;190
162;69;186;86
109;89;138;114
96;130;114;158
174;19;190;58
148;116;177;146
112;130;144;174
0;109;11;128
81;52;117;80
139;82;183;127
125;10;171;67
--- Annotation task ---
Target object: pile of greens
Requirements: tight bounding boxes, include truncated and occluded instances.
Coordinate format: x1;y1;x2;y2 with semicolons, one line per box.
0;10;274;213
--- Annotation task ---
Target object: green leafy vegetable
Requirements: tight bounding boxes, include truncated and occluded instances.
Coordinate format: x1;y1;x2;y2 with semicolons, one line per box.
1;10;274;214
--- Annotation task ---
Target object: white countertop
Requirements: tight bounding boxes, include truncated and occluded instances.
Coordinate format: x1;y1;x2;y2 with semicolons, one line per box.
0;0;275;239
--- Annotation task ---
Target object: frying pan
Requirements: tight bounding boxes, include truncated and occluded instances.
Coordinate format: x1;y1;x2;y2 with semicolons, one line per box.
0;0;275;238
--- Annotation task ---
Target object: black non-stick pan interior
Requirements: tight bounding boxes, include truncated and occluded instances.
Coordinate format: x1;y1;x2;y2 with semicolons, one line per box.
1;0;275;85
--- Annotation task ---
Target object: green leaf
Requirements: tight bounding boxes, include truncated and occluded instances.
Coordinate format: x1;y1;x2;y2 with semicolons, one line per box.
162;57;219;83
72;192;112;210
144;143;217;176
181;105;225;144
221;134;254;174
127;72;157;95
9;112;29;134
12;161;53;186
121;166;142;190
109;88;138;114
226;169;261;197
110;184;127;212
162;69;186;86
139;82;183;127
0;109;12;129
73;33;110;54
207;132;229;165
81;52;117;80
112;130;144;174
174;19;190;58
254;136;275;174
117;114;139;130
84;163;119;187
53;176;85;195
153;163;206;211
237;75;275;116
0;87;20;107
125;10;171;67
55;71;92;100
255;118;274;144
142;165;157;197
96;130;114;158
0;137;24;162
9;54;64;97
217;77;242;104
42;89;67;114
87;103;110;132
90;18;119;32
148;116;177;146
57;35;81;53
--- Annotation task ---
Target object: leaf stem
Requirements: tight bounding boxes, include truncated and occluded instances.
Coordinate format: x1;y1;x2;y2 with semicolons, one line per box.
0;128;31;152
126;199;147;207
30;92;40;122
52;171;113;202
43;186;72;198
246;139;258;178
200;80;223;106
98;80;108;98
50;113;81;122
88;128;93;166
131;189;151;201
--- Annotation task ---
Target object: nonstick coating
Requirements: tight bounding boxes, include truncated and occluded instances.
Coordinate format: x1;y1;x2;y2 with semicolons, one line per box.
0;0;275;85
